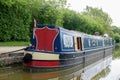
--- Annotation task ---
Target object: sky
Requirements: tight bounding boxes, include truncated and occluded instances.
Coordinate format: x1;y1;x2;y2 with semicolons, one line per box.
67;0;120;27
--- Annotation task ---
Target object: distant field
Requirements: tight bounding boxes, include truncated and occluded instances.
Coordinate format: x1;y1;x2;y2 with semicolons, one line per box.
0;41;30;46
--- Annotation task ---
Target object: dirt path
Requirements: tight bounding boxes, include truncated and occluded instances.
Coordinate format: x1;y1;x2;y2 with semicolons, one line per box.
0;46;27;54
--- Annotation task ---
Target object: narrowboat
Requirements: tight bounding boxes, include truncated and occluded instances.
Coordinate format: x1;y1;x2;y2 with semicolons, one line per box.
23;19;114;68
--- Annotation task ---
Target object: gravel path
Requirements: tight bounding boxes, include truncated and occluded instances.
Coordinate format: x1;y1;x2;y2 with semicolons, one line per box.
0;46;27;54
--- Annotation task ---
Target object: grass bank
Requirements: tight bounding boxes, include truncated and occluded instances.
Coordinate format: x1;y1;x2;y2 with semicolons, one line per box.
0;41;30;46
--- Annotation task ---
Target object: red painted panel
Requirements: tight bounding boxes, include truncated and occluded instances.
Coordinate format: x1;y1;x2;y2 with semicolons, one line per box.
35;27;58;52
23;60;59;67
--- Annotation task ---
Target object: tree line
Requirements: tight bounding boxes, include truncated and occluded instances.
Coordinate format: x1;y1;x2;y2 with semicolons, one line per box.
0;0;120;43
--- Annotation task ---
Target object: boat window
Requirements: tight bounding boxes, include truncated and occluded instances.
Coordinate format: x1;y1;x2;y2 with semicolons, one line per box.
88;39;91;47
98;40;103;46
96;40;98;46
92;39;96;47
63;34;74;48
103;40;105;46
110;39;112;45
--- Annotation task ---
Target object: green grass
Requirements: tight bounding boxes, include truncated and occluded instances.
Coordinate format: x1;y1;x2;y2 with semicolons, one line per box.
0;41;30;46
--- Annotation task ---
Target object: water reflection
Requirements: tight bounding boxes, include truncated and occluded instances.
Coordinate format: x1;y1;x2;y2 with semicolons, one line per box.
90;44;120;80
0;56;113;80
91;59;120;80
113;44;120;59
99;59;120;80
92;66;110;80
23;63;84;80
23;71;59;80
81;56;112;80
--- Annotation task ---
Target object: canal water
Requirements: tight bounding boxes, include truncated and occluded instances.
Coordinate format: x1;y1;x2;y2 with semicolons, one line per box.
0;46;120;80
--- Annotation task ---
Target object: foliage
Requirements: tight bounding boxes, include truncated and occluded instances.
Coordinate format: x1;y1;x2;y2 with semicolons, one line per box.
82;6;120;42
62;9;81;30
0;0;31;41
82;6;112;33
31;0;66;26
0;0;66;42
0;0;120;43
77;14;105;35
63;9;105;35
110;26;120;43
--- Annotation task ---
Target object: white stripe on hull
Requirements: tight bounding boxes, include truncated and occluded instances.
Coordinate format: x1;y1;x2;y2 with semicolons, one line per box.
24;51;59;60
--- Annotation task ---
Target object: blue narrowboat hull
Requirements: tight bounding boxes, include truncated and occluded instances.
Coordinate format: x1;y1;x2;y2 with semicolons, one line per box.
23;46;113;68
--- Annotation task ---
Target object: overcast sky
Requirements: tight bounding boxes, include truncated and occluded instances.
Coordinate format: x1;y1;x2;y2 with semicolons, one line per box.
67;0;120;27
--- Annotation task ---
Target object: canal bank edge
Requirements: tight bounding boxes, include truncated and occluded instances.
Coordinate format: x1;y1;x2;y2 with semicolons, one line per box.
0;46;26;66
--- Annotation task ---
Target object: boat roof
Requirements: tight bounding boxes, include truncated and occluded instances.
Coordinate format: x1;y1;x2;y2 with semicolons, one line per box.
36;24;110;39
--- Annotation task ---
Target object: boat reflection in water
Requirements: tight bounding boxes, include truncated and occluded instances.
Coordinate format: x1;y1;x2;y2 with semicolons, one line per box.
0;56;112;80
23;55;112;80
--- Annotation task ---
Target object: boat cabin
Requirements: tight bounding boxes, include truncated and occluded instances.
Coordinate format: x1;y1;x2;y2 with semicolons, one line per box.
29;24;84;53
28;24;113;53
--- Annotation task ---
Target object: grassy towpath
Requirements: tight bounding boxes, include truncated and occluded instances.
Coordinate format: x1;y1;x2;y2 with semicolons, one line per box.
0;41;29;46
0;41;29;54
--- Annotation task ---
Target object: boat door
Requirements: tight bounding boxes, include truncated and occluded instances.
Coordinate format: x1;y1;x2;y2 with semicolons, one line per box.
74;36;83;51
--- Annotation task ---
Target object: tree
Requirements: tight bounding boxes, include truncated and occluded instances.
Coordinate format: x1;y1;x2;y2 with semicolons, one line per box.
0;0;67;41
110;26;120;43
76;14;105;35
82;6;112;33
0;0;31;41
62;9;105;35
62;9;81;30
